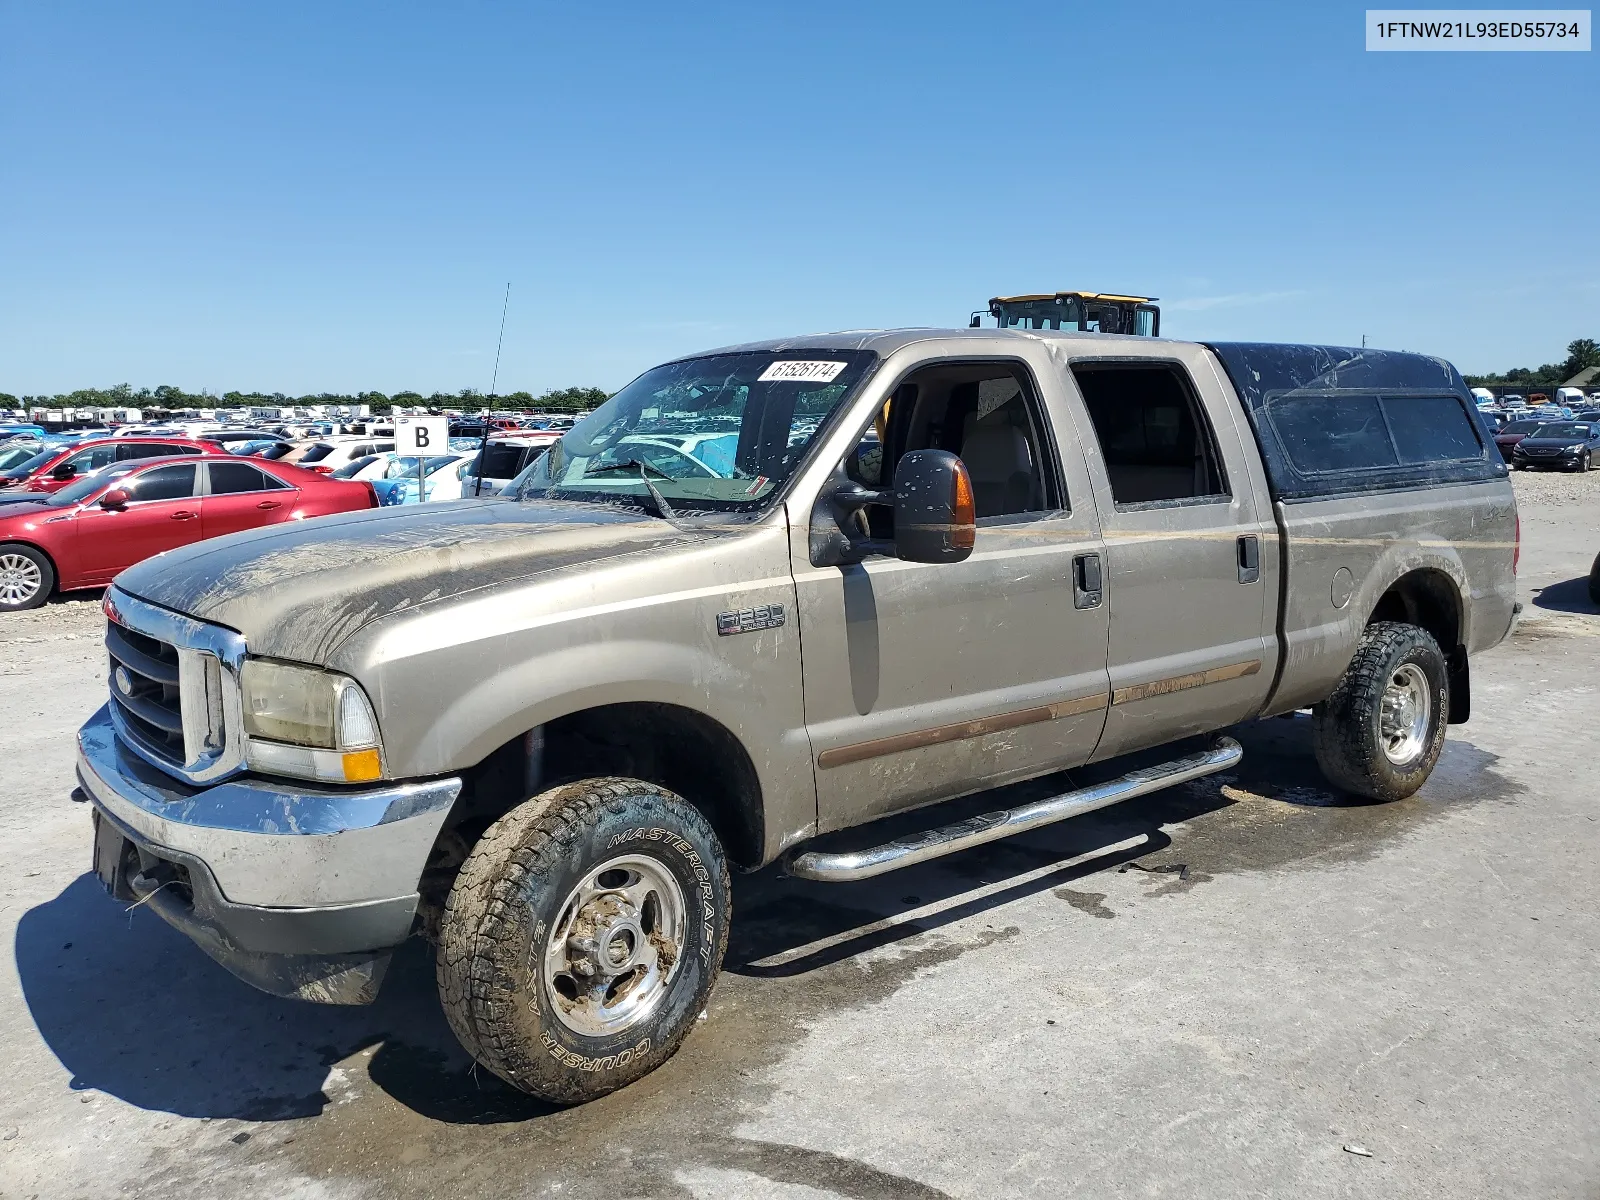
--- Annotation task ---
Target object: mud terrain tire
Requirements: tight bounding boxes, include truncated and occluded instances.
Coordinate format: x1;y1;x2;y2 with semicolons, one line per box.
1312;621;1449;802
436;777;730;1104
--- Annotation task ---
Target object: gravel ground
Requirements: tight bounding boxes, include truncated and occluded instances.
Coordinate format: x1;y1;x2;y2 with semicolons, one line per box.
0;483;1597;1199
1507;460;1600;509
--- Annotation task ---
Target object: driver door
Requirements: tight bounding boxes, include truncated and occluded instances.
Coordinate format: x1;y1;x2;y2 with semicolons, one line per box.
73;463;203;584
791;352;1112;832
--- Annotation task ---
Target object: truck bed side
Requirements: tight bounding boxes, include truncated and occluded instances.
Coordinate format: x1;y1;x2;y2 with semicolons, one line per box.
1204;343;1518;718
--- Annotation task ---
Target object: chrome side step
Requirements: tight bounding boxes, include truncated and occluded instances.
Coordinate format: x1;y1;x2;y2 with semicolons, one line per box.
782;737;1242;883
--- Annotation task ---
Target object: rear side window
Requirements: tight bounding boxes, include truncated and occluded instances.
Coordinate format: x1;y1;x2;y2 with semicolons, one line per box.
208;461;290;494
1267;392;1482;474
119;442;183;461
477;444;533;478
1071;363;1228;505
1383;395;1483;463
299;443;334;464
127;464;196;502
1269;395;1397;472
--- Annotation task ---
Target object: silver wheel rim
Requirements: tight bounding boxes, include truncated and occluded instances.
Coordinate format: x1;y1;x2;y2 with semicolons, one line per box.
0;553;42;607
1379;662;1431;766
540;853;687;1038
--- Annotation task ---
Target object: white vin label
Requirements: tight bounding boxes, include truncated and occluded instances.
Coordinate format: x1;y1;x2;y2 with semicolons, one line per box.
757;360;848;383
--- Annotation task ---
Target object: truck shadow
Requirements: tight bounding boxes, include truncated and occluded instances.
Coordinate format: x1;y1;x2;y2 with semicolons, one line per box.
13;716;1505;1128
1530;575;1598;615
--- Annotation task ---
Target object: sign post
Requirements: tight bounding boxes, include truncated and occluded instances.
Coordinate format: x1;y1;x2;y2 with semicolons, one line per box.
395;416;449;504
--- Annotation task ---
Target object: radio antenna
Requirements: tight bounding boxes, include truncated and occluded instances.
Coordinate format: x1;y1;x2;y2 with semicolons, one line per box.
474;281;512;497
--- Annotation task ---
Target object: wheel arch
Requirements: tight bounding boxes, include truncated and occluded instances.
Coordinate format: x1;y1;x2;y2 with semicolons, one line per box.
1364;566;1470;722
443;700;767;872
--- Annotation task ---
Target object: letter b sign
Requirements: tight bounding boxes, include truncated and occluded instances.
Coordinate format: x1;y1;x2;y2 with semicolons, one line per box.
398;416;449;456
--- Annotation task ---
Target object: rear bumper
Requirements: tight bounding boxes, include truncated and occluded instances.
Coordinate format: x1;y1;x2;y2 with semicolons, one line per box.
76;704;461;1004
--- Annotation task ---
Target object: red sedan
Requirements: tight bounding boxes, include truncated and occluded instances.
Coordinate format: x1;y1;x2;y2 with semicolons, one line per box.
0;436;218;494
0;455;378;611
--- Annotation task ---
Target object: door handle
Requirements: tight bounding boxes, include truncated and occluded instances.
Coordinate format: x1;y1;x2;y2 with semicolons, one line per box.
256;500;282;510
1237;535;1260;584
1072;552;1102;610
171;510;197;521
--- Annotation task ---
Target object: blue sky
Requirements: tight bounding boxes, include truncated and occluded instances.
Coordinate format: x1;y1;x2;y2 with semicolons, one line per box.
2;2;1595;395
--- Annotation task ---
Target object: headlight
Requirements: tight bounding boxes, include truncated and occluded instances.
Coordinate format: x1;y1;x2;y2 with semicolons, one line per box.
240;660;385;783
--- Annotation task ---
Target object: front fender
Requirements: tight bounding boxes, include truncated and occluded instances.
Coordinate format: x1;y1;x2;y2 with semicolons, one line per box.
330;523;815;860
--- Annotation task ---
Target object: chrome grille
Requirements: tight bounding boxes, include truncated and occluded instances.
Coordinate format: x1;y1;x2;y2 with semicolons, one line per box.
107;622;185;763
102;587;248;784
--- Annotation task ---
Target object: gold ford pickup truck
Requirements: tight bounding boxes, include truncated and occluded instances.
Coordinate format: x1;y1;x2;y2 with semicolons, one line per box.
76;329;1517;1103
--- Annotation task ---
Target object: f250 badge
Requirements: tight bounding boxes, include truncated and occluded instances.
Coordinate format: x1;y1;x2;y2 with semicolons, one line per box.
717;604;786;636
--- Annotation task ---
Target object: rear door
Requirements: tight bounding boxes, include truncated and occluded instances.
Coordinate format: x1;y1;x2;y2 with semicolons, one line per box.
1052;342;1278;760
72;463;202;583
200;460;297;538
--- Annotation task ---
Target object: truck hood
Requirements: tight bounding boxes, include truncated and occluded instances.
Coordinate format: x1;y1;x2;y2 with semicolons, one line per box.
114;498;724;662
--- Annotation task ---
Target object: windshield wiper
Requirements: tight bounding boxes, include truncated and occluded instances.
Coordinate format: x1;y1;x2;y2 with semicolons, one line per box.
582;457;681;522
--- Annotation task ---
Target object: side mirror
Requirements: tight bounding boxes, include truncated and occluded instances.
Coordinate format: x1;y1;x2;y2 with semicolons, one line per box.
99;488;130;511
892;449;976;564
808;448;976;567
52;463;76;481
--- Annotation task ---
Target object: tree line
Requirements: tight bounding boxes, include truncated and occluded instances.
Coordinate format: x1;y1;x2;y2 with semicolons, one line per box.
1463;338;1600;387
0;384;613;413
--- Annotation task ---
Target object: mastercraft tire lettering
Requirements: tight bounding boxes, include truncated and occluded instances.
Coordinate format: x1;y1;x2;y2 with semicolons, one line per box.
436;777;731;1104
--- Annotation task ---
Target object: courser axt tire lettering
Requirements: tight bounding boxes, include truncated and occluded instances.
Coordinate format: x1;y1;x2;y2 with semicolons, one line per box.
436;777;731;1104
1311;621;1449;802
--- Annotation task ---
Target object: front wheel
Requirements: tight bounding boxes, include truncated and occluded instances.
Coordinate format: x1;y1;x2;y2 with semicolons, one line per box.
1581;451;1592;472
1311;622;1448;802
0;544;54;612
436;778;731;1104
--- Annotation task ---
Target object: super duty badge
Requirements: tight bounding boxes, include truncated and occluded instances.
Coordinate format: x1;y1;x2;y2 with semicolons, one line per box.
717;604;786;636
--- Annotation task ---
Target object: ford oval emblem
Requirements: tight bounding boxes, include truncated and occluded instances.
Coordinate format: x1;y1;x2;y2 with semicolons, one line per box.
114;666;134;697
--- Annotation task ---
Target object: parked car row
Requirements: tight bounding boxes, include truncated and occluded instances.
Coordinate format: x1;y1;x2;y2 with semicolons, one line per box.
0;454;378;611
1501;421;1600;471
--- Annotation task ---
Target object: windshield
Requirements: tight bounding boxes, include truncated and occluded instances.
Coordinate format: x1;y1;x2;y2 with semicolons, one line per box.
0;444;43;471
383;455;460;479
46;461;142;506
512;350;876;512
3;448;59;478
1531;423;1590;439
1502;422;1542;434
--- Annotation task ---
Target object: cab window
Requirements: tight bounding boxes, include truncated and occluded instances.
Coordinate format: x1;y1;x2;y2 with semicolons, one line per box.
845;361;1061;533
63;445;118;474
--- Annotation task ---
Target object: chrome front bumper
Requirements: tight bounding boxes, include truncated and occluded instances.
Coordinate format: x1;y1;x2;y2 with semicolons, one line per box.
77;704;461;1003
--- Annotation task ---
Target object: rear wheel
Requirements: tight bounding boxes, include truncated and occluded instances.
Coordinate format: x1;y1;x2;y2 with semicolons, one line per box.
1312;622;1448;802
436;777;730;1104
1588;552;1600;607
0;544;53;611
